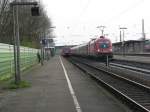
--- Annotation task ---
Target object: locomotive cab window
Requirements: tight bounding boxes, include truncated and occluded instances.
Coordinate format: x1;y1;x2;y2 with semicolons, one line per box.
99;41;110;48
145;40;150;45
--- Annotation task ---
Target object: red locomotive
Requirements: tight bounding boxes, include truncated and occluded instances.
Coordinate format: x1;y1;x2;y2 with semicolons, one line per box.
71;36;113;59
61;47;71;57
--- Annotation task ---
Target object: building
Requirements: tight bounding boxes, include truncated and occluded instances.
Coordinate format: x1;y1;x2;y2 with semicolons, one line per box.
113;40;146;54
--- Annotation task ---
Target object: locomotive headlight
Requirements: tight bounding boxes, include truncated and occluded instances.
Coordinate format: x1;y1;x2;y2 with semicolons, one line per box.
97;49;100;52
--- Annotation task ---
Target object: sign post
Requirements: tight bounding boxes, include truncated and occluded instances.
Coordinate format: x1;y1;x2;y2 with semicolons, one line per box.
106;55;109;68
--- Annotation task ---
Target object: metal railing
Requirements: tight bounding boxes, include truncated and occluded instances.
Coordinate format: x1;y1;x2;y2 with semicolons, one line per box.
0;43;38;80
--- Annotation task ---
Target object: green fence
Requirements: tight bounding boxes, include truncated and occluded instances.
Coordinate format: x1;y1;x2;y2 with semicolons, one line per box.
0;43;38;80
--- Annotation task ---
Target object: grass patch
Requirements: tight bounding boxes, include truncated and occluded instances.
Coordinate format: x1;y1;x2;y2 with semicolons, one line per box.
4;80;31;90
0;75;12;81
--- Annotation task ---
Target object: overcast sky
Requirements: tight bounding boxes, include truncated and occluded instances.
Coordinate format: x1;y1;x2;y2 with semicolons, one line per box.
41;0;150;46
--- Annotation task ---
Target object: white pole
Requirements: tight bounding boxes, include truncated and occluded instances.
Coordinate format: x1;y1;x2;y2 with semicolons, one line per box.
142;19;145;52
142;19;145;40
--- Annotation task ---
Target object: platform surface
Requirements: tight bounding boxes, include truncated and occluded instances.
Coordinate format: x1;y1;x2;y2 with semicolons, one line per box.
0;56;132;112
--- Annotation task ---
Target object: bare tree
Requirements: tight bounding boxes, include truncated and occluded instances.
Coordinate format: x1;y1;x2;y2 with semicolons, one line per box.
0;0;13;43
0;0;52;48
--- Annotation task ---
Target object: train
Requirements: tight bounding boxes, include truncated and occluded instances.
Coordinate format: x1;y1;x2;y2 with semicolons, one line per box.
145;39;150;52
70;36;113;59
61;47;71;57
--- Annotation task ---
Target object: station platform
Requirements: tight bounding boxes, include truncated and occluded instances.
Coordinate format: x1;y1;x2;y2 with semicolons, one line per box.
0;56;132;112
114;55;150;63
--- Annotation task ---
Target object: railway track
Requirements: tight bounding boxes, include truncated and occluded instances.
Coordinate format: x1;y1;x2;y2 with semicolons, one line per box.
68;57;150;112
71;57;150;87
110;62;150;74
114;53;150;57
112;59;150;70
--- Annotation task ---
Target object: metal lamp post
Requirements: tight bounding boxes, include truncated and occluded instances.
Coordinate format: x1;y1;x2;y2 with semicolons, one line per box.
10;1;39;84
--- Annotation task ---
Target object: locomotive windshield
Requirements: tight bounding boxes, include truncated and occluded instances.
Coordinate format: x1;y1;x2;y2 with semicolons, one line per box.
145;40;150;45
99;41;110;49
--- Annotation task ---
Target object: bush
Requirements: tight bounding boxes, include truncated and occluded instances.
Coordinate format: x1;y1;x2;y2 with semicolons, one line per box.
4;80;31;90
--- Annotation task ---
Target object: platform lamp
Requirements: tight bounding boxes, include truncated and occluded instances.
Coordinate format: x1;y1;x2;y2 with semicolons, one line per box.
31;6;40;16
